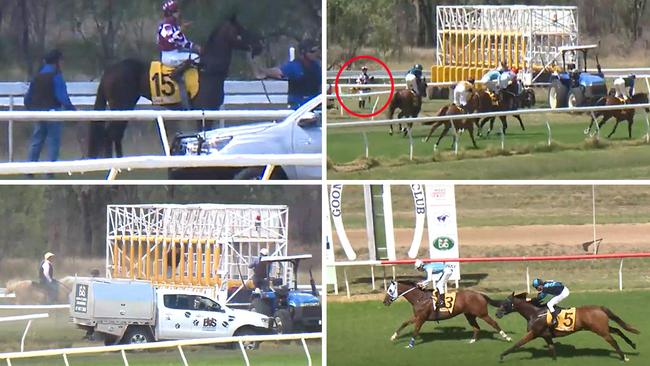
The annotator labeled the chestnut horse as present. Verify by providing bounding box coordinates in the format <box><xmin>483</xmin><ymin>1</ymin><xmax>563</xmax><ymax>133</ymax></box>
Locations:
<box><xmin>584</xmin><ymin>93</ymin><xmax>649</xmax><ymax>139</ymax></box>
<box><xmin>383</xmin><ymin>281</ymin><xmax>511</xmax><ymax>348</ymax></box>
<box><xmin>496</xmin><ymin>292</ymin><xmax>639</xmax><ymax>361</ymax></box>
<box><xmin>387</xmin><ymin>81</ymin><xmax>426</xmax><ymax>137</ymax></box>
<box><xmin>5</xmin><ymin>276</ymin><xmax>75</xmax><ymax>304</ymax></box>
<box><xmin>423</xmin><ymin>92</ymin><xmax>480</xmax><ymax>149</ymax></box>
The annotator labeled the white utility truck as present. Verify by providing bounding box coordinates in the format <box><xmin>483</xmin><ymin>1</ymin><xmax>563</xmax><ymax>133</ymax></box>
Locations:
<box><xmin>69</xmin><ymin>278</ymin><xmax>274</xmax><ymax>346</ymax></box>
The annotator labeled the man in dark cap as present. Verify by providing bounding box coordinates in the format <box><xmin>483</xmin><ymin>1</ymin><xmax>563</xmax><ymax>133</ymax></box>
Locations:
<box><xmin>251</xmin><ymin>39</ymin><xmax>321</xmax><ymax>109</ymax></box>
<box><xmin>24</xmin><ymin>49</ymin><xmax>76</xmax><ymax>178</ymax></box>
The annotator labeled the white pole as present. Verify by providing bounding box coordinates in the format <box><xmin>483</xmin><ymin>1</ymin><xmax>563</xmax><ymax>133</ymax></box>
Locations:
<box><xmin>362</xmin><ymin>132</ymin><xmax>369</xmax><ymax>158</ymax></box>
<box><xmin>289</xmin><ymin>47</ymin><xmax>295</xmax><ymax>62</ymax></box>
<box><xmin>21</xmin><ymin>320</ymin><xmax>32</xmax><ymax>352</ymax></box>
<box><xmin>644</xmin><ymin>109</ymin><xmax>650</xmax><ymax>143</ymax></box>
<box><xmin>62</xmin><ymin>353</ymin><xmax>70</xmax><ymax>366</ymax></box>
<box><xmin>500</xmin><ymin>124</ymin><xmax>505</xmax><ymax>150</ymax></box>
<box><xmin>392</xmin><ymin>265</ymin><xmax>396</xmax><ymax>281</ymax></box>
<box><xmin>408</xmin><ymin>128</ymin><xmax>414</xmax><ymax>160</ymax></box>
<box><xmin>339</xmin><ymin>85</ymin><xmax>344</xmax><ymax>116</ymax></box>
<box><xmin>592</xmin><ymin>185</ymin><xmax>597</xmax><ymax>254</ymax></box>
<box><xmin>120</xmin><ymin>349</ymin><xmax>129</xmax><ymax>366</ymax></box>
<box><xmin>619</xmin><ymin>259</ymin><xmax>624</xmax><ymax>291</ymax></box>
<box><xmin>371</xmin><ymin>266</ymin><xmax>376</xmax><ymax>290</ymax></box>
<box><xmin>156</xmin><ymin>115</ymin><xmax>170</xmax><ymax>156</ymax></box>
<box><xmin>344</xmin><ymin>268</ymin><xmax>350</xmax><ymax>299</ymax></box>
<box><xmin>526</xmin><ymin>266</ymin><xmax>530</xmax><ymax>294</ymax></box>
<box><xmin>301</xmin><ymin>338</ymin><xmax>313</xmax><ymax>366</ymax></box>
<box><xmin>8</xmin><ymin>95</ymin><xmax>14</xmax><ymax>162</ymax></box>
<box><xmin>238</xmin><ymin>341</ymin><xmax>251</xmax><ymax>366</ymax></box>
<box><xmin>545</xmin><ymin>121</ymin><xmax>552</xmax><ymax>146</ymax></box>
<box><xmin>177</xmin><ymin>345</ymin><xmax>189</xmax><ymax>366</ymax></box>
<box><xmin>382</xmin><ymin>184</ymin><xmax>396</xmax><ymax>260</ymax></box>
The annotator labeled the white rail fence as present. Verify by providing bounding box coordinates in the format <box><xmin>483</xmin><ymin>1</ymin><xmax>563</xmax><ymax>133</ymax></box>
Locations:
<box><xmin>0</xmin><ymin>109</ymin><xmax>324</xmax><ymax>178</ymax></box>
<box><xmin>0</xmin><ymin>332</ymin><xmax>322</xmax><ymax>366</ymax></box>
<box><xmin>328</xmin><ymin>103</ymin><xmax>650</xmax><ymax>160</ymax></box>
<box><xmin>0</xmin><ymin>313</ymin><xmax>49</xmax><ymax>353</ymax></box>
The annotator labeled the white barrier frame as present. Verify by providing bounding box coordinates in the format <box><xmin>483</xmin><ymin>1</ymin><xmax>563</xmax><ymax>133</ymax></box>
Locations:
<box><xmin>0</xmin><ymin>313</ymin><xmax>49</xmax><ymax>352</ymax></box>
<box><xmin>0</xmin><ymin>332</ymin><xmax>322</xmax><ymax>366</ymax></box>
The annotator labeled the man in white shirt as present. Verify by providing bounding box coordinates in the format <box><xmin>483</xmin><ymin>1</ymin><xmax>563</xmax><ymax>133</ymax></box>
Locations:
<box><xmin>39</xmin><ymin>252</ymin><xmax>57</xmax><ymax>303</ymax></box>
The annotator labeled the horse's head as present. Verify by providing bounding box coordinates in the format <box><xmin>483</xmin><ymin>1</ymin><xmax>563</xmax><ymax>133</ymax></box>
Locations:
<box><xmin>632</xmin><ymin>92</ymin><xmax>649</xmax><ymax>104</ymax></box>
<box><xmin>383</xmin><ymin>280</ymin><xmax>399</xmax><ymax>306</ymax></box>
<box><xmin>206</xmin><ymin>15</ymin><xmax>263</xmax><ymax>57</ymax></box>
<box><xmin>496</xmin><ymin>292</ymin><xmax>516</xmax><ymax>318</ymax></box>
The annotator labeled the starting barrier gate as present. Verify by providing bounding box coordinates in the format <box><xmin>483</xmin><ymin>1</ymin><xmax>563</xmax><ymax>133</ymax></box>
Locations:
<box><xmin>431</xmin><ymin>5</ymin><xmax>579</xmax><ymax>83</ymax></box>
<box><xmin>106</xmin><ymin>204</ymin><xmax>289</xmax><ymax>297</ymax></box>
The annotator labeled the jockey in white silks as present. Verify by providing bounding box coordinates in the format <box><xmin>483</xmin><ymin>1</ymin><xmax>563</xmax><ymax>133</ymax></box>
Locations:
<box><xmin>499</xmin><ymin>69</ymin><xmax>516</xmax><ymax>91</ymax></box>
<box><xmin>453</xmin><ymin>80</ymin><xmax>475</xmax><ymax>109</ymax></box>
<box><xmin>613</xmin><ymin>77</ymin><xmax>631</xmax><ymax>102</ymax></box>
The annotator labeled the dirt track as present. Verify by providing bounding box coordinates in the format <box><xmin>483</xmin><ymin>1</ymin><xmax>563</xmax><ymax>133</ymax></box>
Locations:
<box><xmin>337</xmin><ymin>223</ymin><xmax>650</xmax><ymax>258</ymax></box>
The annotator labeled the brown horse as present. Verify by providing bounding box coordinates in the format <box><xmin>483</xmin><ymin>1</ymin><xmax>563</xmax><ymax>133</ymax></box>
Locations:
<box><xmin>585</xmin><ymin>93</ymin><xmax>649</xmax><ymax>139</ymax></box>
<box><xmin>423</xmin><ymin>92</ymin><xmax>480</xmax><ymax>149</ymax></box>
<box><xmin>5</xmin><ymin>276</ymin><xmax>75</xmax><ymax>304</ymax></box>
<box><xmin>476</xmin><ymin>86</ymin><xmax>529</xmax><ymax>137</ymax></box>
<box><xmin>383</xmin><ymin>281</ymin><xmax>511</xmax><ymax>348</ymax></box>
<box><xmin>387</xmin><ymin>81</ymin><xmax>426</xmax><ymax>137</ymax></box>
<box><xmin>496</xmin><ymin>292</ymin><xmax>639</xmax><ymax>361</ymax></box>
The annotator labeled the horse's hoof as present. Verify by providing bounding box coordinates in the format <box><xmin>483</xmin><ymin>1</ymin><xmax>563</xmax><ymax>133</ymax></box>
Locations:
<box><xmin>506</xmin><ymin>336</ymin><xmax>512</xmax><ymax>342</ymax></box>
<box><xmin>624</xmin><ymin>355</ymin><xmax>630</xmax><ymax>362</ymax></box>
<box><xmin>583</xmin><ymin>128</ymin><xmax>590</xmax><ymax>135</ymax></box>
<box><xmin>469</xmin><ymin>339</ymin><xmax>476</xmax><ymax>344</ymax></box>
<box><xmin>406</xmin><ymin>344</ymin><xmax>414</xmax><ymax>349</ymax></box>
<box><xmin>390</xmin><ymin>333</ymin><xmax>397</xmax><ymax>341</ymax></box>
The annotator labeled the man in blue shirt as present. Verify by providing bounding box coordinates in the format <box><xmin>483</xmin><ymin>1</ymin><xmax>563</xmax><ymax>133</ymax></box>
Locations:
<box><xmin>532</xmin><ymin>278</ymin><xmax>570</xmax><ymax>328</ymax></box>
<box><xmin>24</xmin><ymin>49</ymin><xmax>76</xmax><ymax>178</ymax></box>
<box><xmin>414</xmin><ymin>259</ymin><xmax>455</xmax><ymax>308</ymax></box>
<box><xmin>253</xmin><ymin>39</ymin><xmax>321</xmax><ymax>109</ymax></box>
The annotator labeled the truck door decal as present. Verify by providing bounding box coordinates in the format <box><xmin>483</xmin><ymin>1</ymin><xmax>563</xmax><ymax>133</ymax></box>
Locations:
<box><xmin>74</xmin><ymin>284</ymin><xmax>88</xmax><ymax>313</ymax></box>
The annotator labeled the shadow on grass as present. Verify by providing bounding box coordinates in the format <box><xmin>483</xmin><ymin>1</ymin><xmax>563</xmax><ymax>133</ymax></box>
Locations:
<box><xmin>503</xmin><ymin>342</ymin><xmax>640</xmax><ymax>361</ymax></box>
<box><xmin>392</xmin><ymin>326</ymin><xmax>520</xmax><ymax>345</ymax></box>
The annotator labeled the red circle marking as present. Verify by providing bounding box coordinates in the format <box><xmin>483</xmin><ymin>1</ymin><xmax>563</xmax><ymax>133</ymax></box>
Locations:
<box><xmin>334</xmin><ymin>55</ymin><xmax>395</xmax><ymax>118</ymax></box>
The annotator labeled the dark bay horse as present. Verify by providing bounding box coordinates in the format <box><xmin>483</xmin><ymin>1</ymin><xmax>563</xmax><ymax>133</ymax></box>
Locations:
<box><xmin>477</xmin><ymin>86</ymin><xmax>530</xmax><ymax>137</ymax></box>
<box><xmin>496</xmin><ymin>293</ymin><xmax>639</xmax><ymax>361</ymax></box>
<box><xmin>585</xmin><ymin>93</ymin><xmax>649</xmax><ymax>139</ymax></box>
<box><xmin>387</xmin><ymin>81</ymin><xmax>426</xmax><ymax>137</ymax></box>
<box><xmin>423</xmin><ymin>92</ymin><xmax>480</xmax><ymax>149</ymax></box>
<box><xmin>383</xmin><ymin>281</ymin><xmax>511</xmax><ymax>348</ymax></box>
<box><xmin>87</xmin><ymin>15</ymin><xmax>263</xmax><ymax>158</ymax></box>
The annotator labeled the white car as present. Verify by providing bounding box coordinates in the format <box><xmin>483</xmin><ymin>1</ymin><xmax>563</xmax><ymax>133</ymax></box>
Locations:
<box><xmin>169</xmin><ymin>95</ymin><xmax>322</xmax><ymax>180</ymax></box>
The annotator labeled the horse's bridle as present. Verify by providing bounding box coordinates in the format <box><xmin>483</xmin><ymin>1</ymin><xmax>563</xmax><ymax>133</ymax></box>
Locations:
<box><xmin>387</xmin><ymin>282</ymin><xmax>419</xmax><ymax>303</ymax></box>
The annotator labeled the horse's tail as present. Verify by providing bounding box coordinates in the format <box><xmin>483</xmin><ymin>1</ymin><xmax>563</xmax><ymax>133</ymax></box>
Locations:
<box><xmin>603</xmin><ymin>307</ymin><xmax>640</xmax><ymax>334</ymax></box>
<box><xmin>94</xmin><ymin>78</ymin><xmax>108</xmax><ymax>111</ymax></box>
<box><xmin>480</xmin><ymin>293</ymin><xmax>502</xmax><ymax>308</ymax></box>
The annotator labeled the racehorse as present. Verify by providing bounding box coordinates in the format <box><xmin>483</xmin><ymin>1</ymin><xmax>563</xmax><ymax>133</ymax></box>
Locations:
<box><xmin>584</xmin><ymin>93</ymin><xmax>649</xmax><ymax>139</ymax></box>
<box><xmin>496</xmin><ymin>292</ymin><xmax>639</xmax><ymax>361</ymax></box>
<box><xmin>477</xmin><ymin>83</ymin><xmax>531</xmax><ymax>136</ymax></box>
<box><xmin>387</xmin><ymin>81</ymin><xmax>426</xmax><ymax>137</ymax></box>
<box><xmin>423</xmin><ymin>92</ymin><xmax>480</xmax><ymax>149</ymax></box>
<box><xmin>86</xmin><ymin>15</ymin><xmax>263</xmax><ymax>158</ymax></box>
<box><xmin>5</xmin><ymin>276</ymin><xmax>75</xmax><ymax>304</ymax></box>
<box><xmin>383</xmin><ymin>281</ymin><xmax>512</xmax><ymax>348</ymax></box>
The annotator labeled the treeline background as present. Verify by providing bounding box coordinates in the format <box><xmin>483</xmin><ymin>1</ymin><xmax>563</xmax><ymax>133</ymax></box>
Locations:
<box><xmin>0</xmin><ymin>185</ymin><xmax>321</xmax><ymax>260</ymax></box>
<box><xmin>0</xmin><ymin>0</ymin><xmax>321</xmax><ymax>80</ymax></box>
<box><xmin>328</xmin><ymin>0</ymin><xmax>649</xmax><ymax>68</ymax></box>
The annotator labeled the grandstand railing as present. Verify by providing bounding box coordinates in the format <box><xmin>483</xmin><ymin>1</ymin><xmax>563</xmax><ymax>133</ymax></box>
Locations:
<box><xmin>0</xmin><ymin>332</ymin><xmax>322</xmax><ymax>366</ymax></box>
<box><xmin>327</xmin><ymin>253</ymin><xmax>650</xmax><ymax>298</ymax></box>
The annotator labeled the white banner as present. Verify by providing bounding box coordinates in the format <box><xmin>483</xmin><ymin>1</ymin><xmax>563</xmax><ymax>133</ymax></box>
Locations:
<box><xmin>329</xmin><ymin>184</ymin><xmax>357</xmax><ymax>260</ymax></box>
<box><xmin>382</xmin><ymin>184</ymin><xmax>396</xmax><ymax>261</ymax></box>
<box><xmin>408</xmin><ymin>184</ymin><xmax>427</xmax><ymax>258</ymax></box>
<box><xmin>425</xmin><ymin>185</ymin><xmax>460</xmax><ymax>281</ymax></box>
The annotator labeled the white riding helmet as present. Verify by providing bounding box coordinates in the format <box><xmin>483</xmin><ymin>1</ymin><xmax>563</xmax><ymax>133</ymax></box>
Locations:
<box><xmin>259</xmin><ymin>248</ymin><xmax>269</xmax><ymax>256</ymax></box>
<box><xmin>414</xmin><ymin>259</ymin><xmax>423</xmax><ymax>270</ymax></box>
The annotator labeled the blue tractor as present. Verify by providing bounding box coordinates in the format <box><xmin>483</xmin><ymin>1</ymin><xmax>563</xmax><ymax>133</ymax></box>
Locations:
<box><xmin>547</xmin><ymin>45</ymin><xmax>607</xmax><ymax>109</ymax></box>
<box><xmin>249</xmin><ymin>254</ymin><xmax>321</xmax><ymax>334</ymax></box>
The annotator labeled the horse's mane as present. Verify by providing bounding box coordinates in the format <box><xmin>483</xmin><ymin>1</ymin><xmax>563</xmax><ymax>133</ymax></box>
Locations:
<box><xmin>205</xmin><ymin>16</ymin><xmax>238</xmax><ymax>48</ymax></box>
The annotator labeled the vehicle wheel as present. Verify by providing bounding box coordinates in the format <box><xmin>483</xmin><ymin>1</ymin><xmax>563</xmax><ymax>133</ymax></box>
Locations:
<box><xmin>233</xmin><ymin>167</ymin><xmax>288</xmax><ymax>180</ymax></box>
<box><xmin>120</xmin><ymin>326</ymin><xmax>154</xmax><ymax>345</ymax></box>
<box><xmin>567</xmin><ymin>89</ymin><xmax>585</xmax><ymax>108</ymax></box>
<box><xmin>274</xmin><ymin>309</ymin><xmax>294</xmax><ymax>334</ymax></box>
<box><xmin>233</xmin><ymin>326</ymin><xmax>260</xmax><ymax>350</ymax></box>
<box><xmin>251</xmin><ymin>298</ymin><xmax>273</xmax><ymax>317</ymax></box>
<box><xmin>548</xmin><ymin>80</ymin><xmax>568</xmax><ymax>109</ymax></box>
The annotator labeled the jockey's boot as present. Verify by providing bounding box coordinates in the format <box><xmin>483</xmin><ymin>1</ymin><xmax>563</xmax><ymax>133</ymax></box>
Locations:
<box><xmin>171</xmin><ymin>61</ymin><xmax>193</xmax><ymax>110</ymax></box>
<box><xmin>550</xmin><ymin>309</ymin><xmax>560</xmax><ymax>328</ymax></box>
<box><xmin>436</xmin><ymin>292</ymin><xmax>446</xmax><ymax>308</ymax></box>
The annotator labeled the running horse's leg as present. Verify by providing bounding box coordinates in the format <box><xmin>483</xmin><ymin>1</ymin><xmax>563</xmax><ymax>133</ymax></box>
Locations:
<box><xmin>542</xmin><ymin>336</ymin><xmax>557</xmax><ymax>360</ymax></box>
<box><xmin>464</xmin><ymin>314</ymin><xmax>481</xmax><ymax>344</ymax></box>
<box><xmin>499</xmin><ymin>331</ymin><xmax>538</xmax><ymax>361</ymax></box>
<box><xmin>391</xmin><ymin>316</ymin><xmax>416</xmax><ymax>342</ymax></box>
<box><xmin>479</xmin><ymin>314</ymin><xmax>512</xmax><ymax>342</ymax></box>
<box><xmin>407</xmin><ymin>316</ymin><xmax>426</xmax><ymax>349</ymax></box>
